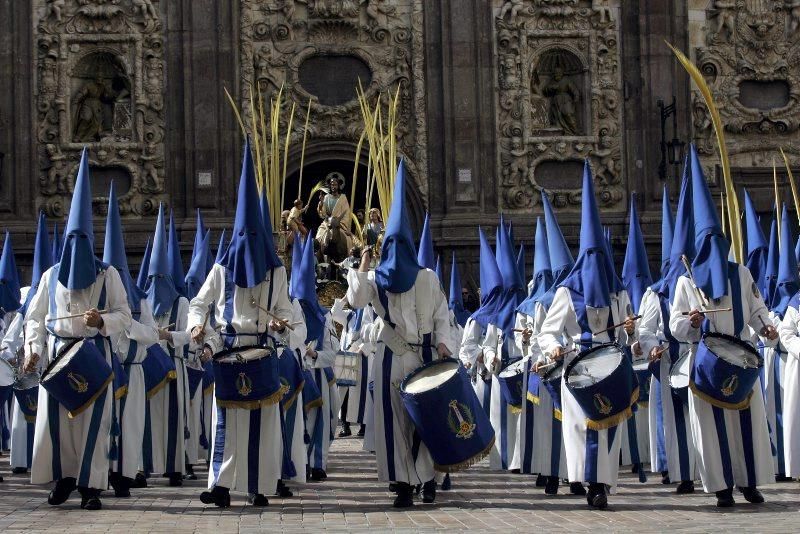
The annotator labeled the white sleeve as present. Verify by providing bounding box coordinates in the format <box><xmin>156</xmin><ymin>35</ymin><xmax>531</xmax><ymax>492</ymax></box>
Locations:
<box><xmin>779</xmin><ymin>306</ymin><xmax>800</xmax><ymax>360</ymax></box>
<box><xmin>24</xmin><ymin>269</ymin><xmax>51</xmax><ymax>358</ymax></box>
<box><xmin>637</xmin><ymin>289</ymin><xmax>661</xmax><ymax>356</ymax></box>
<box><xmin>668</xmin><ymin>277</ymin><xmax>702</xmax><ymax>343</ymax></box>
<box><xmin>127</xmin><ymin>299</ymin><xmax>159</xmax><ymax>347</ymax></box>
<box><xmin>97</xmin><ymin>267</ymin><xmax>133</xmax><ymax>339</ymax></box>
<box><xmin>538</xmin><ymin>287</ymin><xmax>572</xmax><ymax>358</ymax></box>
<box><xmin>346</xmin><ymin>269</ymin><xmax>376</xmax><ymax>310</ymax></box>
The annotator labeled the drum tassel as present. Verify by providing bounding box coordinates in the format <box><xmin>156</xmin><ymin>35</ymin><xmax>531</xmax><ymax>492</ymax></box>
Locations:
<box><xmin>433</xmin><ymin>435</ymin><xmax>496</xmax><ymax>474</ymax></box>
<box><xmin>216</xmin><ymin>383</ymin><xmax>289</xmax><ymax>410</ymax></box>
<box><xmin>688</xmin><ymin>380</ymin><xmax>754</xmax><ymax>411</ymax></box>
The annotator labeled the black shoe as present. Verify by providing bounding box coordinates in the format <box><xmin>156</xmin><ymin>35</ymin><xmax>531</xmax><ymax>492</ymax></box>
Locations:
<box><xmin>338</xmin><ymin>425</ymin><xmax>352</xmax><ymax>438</ymax></box>
<box><xmin>741</xmin><ymin>486</ymin><xmax>765</xmax><ymax>504</ymax></box>
<box><xmin>310</xmin><ymin>468</ymin><xmax>327</xmax><ymax>481</ymax></box>
<box><xmin>184</xmin><ymin>465</ymin><xmax>197</xmax><ymax>481</ymax></box>
<box><xmin>422</xmin><ymin>479</ymin><xmax>436</xmax><ymax>503</ymax></box>
<box><xmin>587</xmin><ymin>484</ymin><xmax>607</xmax><ymax>509</ymax></box>
<box><xmin>200</xmin><ymin>486</ymin><xmax>231</xmax><ymax>508</ymax></box>
<box><xmin>631</xmin><ymin>463</ymin><xmax>639</xmax><ymax>474</ymax></box>
<box><xmin>111</xmin><ymin>475</ymin><xmax>131</xmax><ymax>498</ymax></box>
<box><xmin>661</xmin><ymin>471</ymin><xmax>671</xmax><ymax>485</ymax></box>
<box><xmin>357</xmin><ymin>425</ymin><xmax>365</xmax><ymax>437</ymax></box>
<box><xmin>276</xmin><ymin>480</ymin><xmax>293</xmax><ymax>498</ymax></box>
<box><xmin>132</xmin><ymin>473</ymin><xmax>147</xmax><ymax>488</ymax></box>
<box><xmin>441</xmin><ymin>473</ymin><xmax>451</xmax><ymax>491</ymax></box>
<box><xmin>414</xmin><ymin>483</ymin><xmax>422</xmax><ymax>495</ymax></box>
<box><xmin>247</xmin><ymin>493</ymin><xmax>269</xmax><ymax>506</ymax></box>
<box><xmin>544</xmin><ymin>476</ymin><xmax>559</xmax><ymax>495</ymax></box>
<box><xmin>48</xmin><ymin>477</ymin><xmax>77</xmax><ymax>505</ymax></box>
<box><xmin>716</xmin><ymin>488</ymin><xmax>735</xmax><ymax>508</ymax></box>
<box><xmin>510</xmin><ymin>468</ymin><xmax>521</xmax><ymax>474</ymax></box>
<box><xmin>168</xmin><ymin>473</ymin><xmax>183</xmax><ymax>487</ymax></box>
<box><xmin>78</xmin><ymin>488</ymin><xmax>102</xmax><ymax>511</ymax></box>
<box><xmin>11</xmin><ymin>467</ymin><xmax>27</xmax><ymax>474</ymax></box>
<box><xmin>393</xmin><ymin>483</ymin><xmax>413</xmax><ymax>508</ymax></box>
<box><xmin>569</xmin><ymin>482</ymin><xmax>586</xmax><ymax>496</ymax></box>
<box><xmin>776</xmin><ymin>474</ymin><xmax>793</xmax><ymax>482</ymax></box>
<box><xmin>535</xmin><ymin>474</ymin><xmax>547</xmax><ymax>487</ymax></box>
<box><xmin>389</xmin><ymin>482</ymin><xmax>398</xmax><ymax>493</ymax></box>
<box><xmin>676</xmin><ymin>480</ymin><xmax>695</xmax><ymax>494</ymax></box>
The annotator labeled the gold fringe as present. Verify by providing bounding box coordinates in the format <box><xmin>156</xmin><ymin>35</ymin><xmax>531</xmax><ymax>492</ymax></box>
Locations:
<box><xmin>689</xmin><ymin>380</ymin><xmax>753</xmax><ymax>410</ymax></box>
<box><xmin>554</xmin><ymin>408</ymin><xmax>562</xmax><ymax>421</ymax></box>
<box><xmin>508</xmin><ymin>403</ymin><xmax>523</xmax><ymax>415</ymax></box>
<box><xmin>434</xmin><ymin>435</ymin><xmax>495</xmax><ymax>473</ymax></box>
<box><xmin>527</xmin><ymin>391</ymin><xmax>541</xmax><ymax>405</ymax></box>
<box><xmin>583</xmin><ymin>387</ymin><xmax>639</xmax><ymax>431</ymax></box>
<box><xmin>67</xmin><ymin>374</ymin><xmax>115</xmax><ymax>419</ymax></box>
<box><xmin>282</xmin><ymin>381</ymin><xmax>306</xmax><ymax>411</ymax></box>
<box><xmin>203</xmin><ymin>383</ymin><xmax>214</xmax><ymax>396</ymax></box>
<box><xmin>145</xmin><ymin>370</ymin><xmax>178</xmax><ymax>400</ymax></box>
<box><xmin>114</xmin><ymin>385</ymin><xmax>128</xmax><ymax>400</ymax></box>
<box><xmin>216</xmin><ymin>384</ymin><xmax>288</xmax><ymax>410</ymax></box>
<box><xmin>637</xmin><ymin>401</ymin><xmax>649</xmax><ymax>408</ymax></box>
<box><xmin>328</xmin><ymin>376</ymin><xmax>337</xmax><ymax>387</ymax></box>
<box><xmin>304</xmin><ymin>397</ymin><xmax>323</xmax><ymax>412</ymax></box>
<box><xmin>24</xmin><ymin>415</ymin><xmax>36</xmax><ymax>423</ymax></box>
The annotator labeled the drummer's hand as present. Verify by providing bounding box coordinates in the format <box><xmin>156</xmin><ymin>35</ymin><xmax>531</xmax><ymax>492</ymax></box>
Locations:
<box><xmin>623</xmin><ymin>315</ymin><xmax>637</xmax><ymax>335</ymax></box>
<box><xmin>84</xmin><ymin>308</ymin><xmax>103</xmax><ymax>328</ymax></box>
<box><xmin>191</xmin><ymin>325</ymin><xmax>205</xmax><ymax>344</ymax></box>
<box><xmin>761</xmin><ymin>324</ymin><xmax>779</xmax><ymax>341</ymax></box>
<box><xmin>649</xmin><ymin>346</ymin><xmax>663</xmax><ymax>362</ymax></box>
<box><xmin>532</xmin><ymin>361</ymin><xmax>541</xmax><ymax>373</ymax></box>
<box><xmin>521</xmin><ymin>328</ymin><xmax>532</xmax><ymax>342</ymax></box>
<box><xmin>477</xmin><ymin>352</ymin><xmax>485</xmax><ymax>364</ymax></box>
<box><xmin>24</xmin><ymin>353</ymin><xmax>39</xmax><ymax>374</ymax></box>
<box><xmin>200</xmin><ymin>346</ymin><xmax>213</xmax><ymax>363</ymax></box>
<box><xmin>464</xmin><ymin>362</ymin><xmax>472</xmax><ymax>370</ymax></box>
<box><xmin>632</xmin><ymin>340</ymin><xmax>643</xmax><ymax>357</ymax></box>
<box><xmin>158</xmin><ymin>328</ymin><xmax>172</xmax><ymax>342</ymax></box>
<box><xmin>305</xmin><ymin>348</ymin><xmax>318</xmax><ymax>360</ymax></box>
<box><xmin>437</xmin><ymin>343</ymin><xmax>452</xmax><ymax>360</ymax></box>
<box><xmin>550</xmin><ymin>346</ymin><xmax>565</xmax><ymax>361</ymax></box>
<box><xmin>688</xmin><ymin>309</ymin><xmax>705</xmax><ymax>329</ymax></box>
<box><xmin>269</xmin><ymin>319</ymin><xmax>287</xmax><ymax>333</ymax></box>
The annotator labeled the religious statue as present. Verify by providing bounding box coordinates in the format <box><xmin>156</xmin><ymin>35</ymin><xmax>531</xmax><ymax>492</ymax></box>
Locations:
<box><xmin>132</xmin><ymin>0</ymin><xmax>158</xmax><ymax>21</ymax></box>
<box><xmin>46</xmin><ymin>0</ymin><xmax>66</xmax><ymax>22</ymax></box>
<box><xmin>315</xmin><ymin>172</ymin><xmax>354</xmax><ymax>265</ymax></box>
<box><xmin>72</xmin><ymin>76</ymin><xmax>115</xmax><ymax>142</ymax></box>
<box><xmin>541</xmin><ymin>67</ymin><xmax>581</xmax><ymax>135</ymax></box>
<box><xmin>498</xmin><ymin>0</ymin><xmax>525</xmax><ymax>23</ymax></box>
<box><xmin>714</xmin><ymin>0</ymin><xmax>737</xmax><ymax>42</ymax></box>
<box><xmin>363</xmin><ymin>208</ymin><xmax>383</xmax><ymax>248</ymax></box>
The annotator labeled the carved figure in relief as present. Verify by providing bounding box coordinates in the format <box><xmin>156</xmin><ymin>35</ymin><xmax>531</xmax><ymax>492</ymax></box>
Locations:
<box><xmin>500</xmin><ymin>55</ymin><xmax>520</xmax><ymax>89</ymax></box>
<box><xmin>72</xmin><ymin>77</ymin><xmax>115</xmax><ymax>142</ymax></box>
<box><xmin>713</xmin><ymin>0</ymin><xmax>737</xmax><ymax>41</ymax></box>
<box><xmin>46</xmin><ymin>0</ymin><xmax>66</xmax><ymax>22</ymax></box>
<box><xmin>501</xmin><ymin>136</ymin><xmax>528</xmax><ymax>187</ymax></box>
<box><xmin>132</xmin><ymin>0</ymin><xmax>158</xmax><ymax>21</ymax></box>
<box><xmin>788</xmin><ymin>0</ymin><xmax>800</xmax><ymax>32</ymax></box>
<box><xmin>44</xmin><ymin>144</ymin><xmax>69</xmax><ymax>194</ymax></box>
<box><xmin>541</xmin><ymin>68</ymin><xmax>581</xmax><ymax>135</ymax></box>
<box><xmin>592</xmin><ymin>0</ymin><xmax>613</xmax><ymax>24</ymax></box>
<box><xmin>498</xmin><ymin>0</ymin><xmax>525</xmax><ymax>23</ymax></box>
<box><xmin>363</xmin><ymin>0</ymin><xmax>396</xmax><ymax>26</ymax></box>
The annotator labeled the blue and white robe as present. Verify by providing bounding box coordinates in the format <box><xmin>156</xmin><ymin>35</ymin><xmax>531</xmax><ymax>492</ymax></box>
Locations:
<box><xmin>670</xmin><ymin>265</ymin><xmax>775</xmax><ymax>493</ymax></box>
<box><xmin>346</xmin><ymin>268</ymin><xmax>455</xmax><ymax>486</ymax></box>
<box><xmin>188</xmin><ymin>263</ymin><xmax>293</xmax><ymax>496</ymax></box>
<box><xmin>539</xmin><ymin>288</ymin><xmax>636</xmax><ymax>490</ymax></box>
<box><xmin>304</xmin><ymin>313</ymin><xmax>340</xmax><ymax>471</ymax></box>
<box><xmin>762</xmin><ymin>312</ymin><xmax>788</xmax><ymax>477</ymax></box>
<box><xmin>484</xmin><ymin>324</ymin><xmax>521</xmax><ymax>471</ymax></box>
<box><xmin>638</xmin><ymin>287</ymin><xmax>696</xmax><ymax>482</ymax></box>
<box><xmin>331</xmin><ymin>299</ymin><xmax>371</xmax><ymax>426</ymax></box>
<box><xmin>25</xmin><ymin>265</ymin><xmax>132</xmax><ymax>490</ymax></box>
<box><xmin>776</xmin><ymin>301</ymin><xmax>800</xmax><ymax>477</ymax></box>
<box><xmin>460</xmin><ymin>318</ymin><xmax>492</xmax><ymax>423</ymax></box>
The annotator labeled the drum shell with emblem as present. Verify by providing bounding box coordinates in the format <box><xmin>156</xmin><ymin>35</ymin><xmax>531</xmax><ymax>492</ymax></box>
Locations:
<box><xmin>399</xmin><ymin>358</ymin><xmax>495</xmax><ymax>472</ymax></box>
<box><xmin>564</xmin><ymin>343</ymin><xmax>637</xmax><ymax>428</ymax></box>
<box><xmin>14</xmin><ymin>386</ymin><xmax>38</xmax><ymax>421</ymax></box>
<box><xmin>186</xmin><ymin>364</ymin><xmax>205</xmax><ymax>397</ymax></box>
<box><xmin>39</xmin><ymin>339</ymin><xmax>114</xmax><ymax>418</ymax></box>
<box><xmin>142</xmin><ymin>344</ymin><xmax>177</xmax><ymax>399</ymax></box>
<box><xmin>212</xmin><ymin>345</ymin><xmax>283</xmax><ymax>409</ymax></box>
<box><xmin>111</xmin><ymin>354</ymin><xmax>129</xmax><ymax>400</ymax></box>
<box><xmin>497</xmin><ymin>358</ymin><xmax>526</xmax><ymax>409</ymax></box>
<box><xmin>691</xmin><ymin>332</ymin><xmax>762</xmax><ymax>409</ymax></box>
<box><xmin>277</xmin><ymin>348</ymin><xmax>305</xmax><ymax>411</ymax></box>
<box><xmin>302</xmin><ymin>368</ymin><xmax>323</xmax><ymax>411</ymax></box>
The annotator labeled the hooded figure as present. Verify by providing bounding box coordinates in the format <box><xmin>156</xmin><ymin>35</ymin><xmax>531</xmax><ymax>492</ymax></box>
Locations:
<box><xmin>656</xmin><ymin>157</ymin><xmax>694</xmax><ymax>303</ymax></box>
<box><xmin>744</xmin><ymin>190</ymin><xmax>769</xmax><ymax>299</ymax></box>
<box><xmin>764</xmin><ymin>216</ymin><xmax>779</xmax><ymax>310</ymax></box>
<box><xmin>537</xmin><ymin>160</ymin><xmax>638</xmax><ymax>509</ymax></box>
<box><xmin>346</xmin><ymin>159</ymin><xmax>455</xmax><ymax>508</ymax></box>
<box><xmin>103</xmin><ymin>182</ymin><xmax>159</xmax><ymax>494</ymax></box>
<box><xmin>21</xmin><ymin>213</ymin><xmax>53</xmax><ymax>316</ymax></box>
<box><xmin>167</xmin><ymin>211</ymin><xmax>187</xmax><ymax>298</ymax></box>
<box><xmin>51</xmin><ymin>222</ymin><xmax>63</xmax><ymax>267</ymax></box>
<box><xmin>215</xmin><ymin>229</ymin><xmax>228</xmax><ymax>264</ymax></box>
<box><xmin>137</xmin><ymin>237</ymin><xmax>152</xmax><ymax>292</ymax></box>
<box><xmin>434</xmin><ymin>255</ymin><xmax>444</xmax><ymax>286</ymax></box>
<box><xmin>539</xmin><ymin>191</ymin><xmax>575</xmax><ymax>310</ymax></box>
<box><xmin>669</xmin><ymin>144</ymin><xmax>776</xmax><ymax>507</ymax></box>
<box><xmin>449</xmin><ymin>253</ymin><xmax>470</xmax><ymax>328</ymax></box>
<box><xmin>470</xmin><ymin>228</ymin><xmax>504</xmax><ymax>330</ymax></box>
<box><xmin>145</xmin><ymin>205</ymin><xmax>180</xmax><ymax>318</ymax></box>
<box><xmin>185</xmin><ymin>230</ymin><xmax>211</xmax><ymax>301</ymax></box>
<box><xmin>188</xmin><ymin>139</ymin><xmax>293</xmax><ymax>508</ymax></box>
<box><xmin>659</xmin><ymin>187</ymin><xmax>676</xmax><ymax>278</ymax></box>
<box><xmin>24</xmin><ymin>147</ymin><xmax>132</xmax><ymax>510</ymax></box>
<box><xmin>518</xmin><ymin>218</ymin><xmax>552</xmax><ymax>317</ymax></box>
<box><xmin>0</xmin><ymin>233</ymin><xmax>21</xmax><ymax>315</ymax></box>
<box><xmin>417</xmin><ymin>212</ymin><xmax>435</xmax><ymax>271</ymax></box>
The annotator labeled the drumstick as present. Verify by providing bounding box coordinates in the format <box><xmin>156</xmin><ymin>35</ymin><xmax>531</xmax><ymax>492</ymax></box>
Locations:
<box><xmin>592</xmin><ymin>315</ymin><xmax>641</xmax><ymax>335</ymax></box>
<box><xmin>680</xmin><ymin>307</ymin><xmax>731</xmax><ymax>315</ymax></box>
<box><xmin>250</xmin><ymin>298</ymin><xmax>294</xmax><ymax>331</ymax></box>
<box><xmin>681</xmin><ymin>255</ymin><xmax>710</xmax><ymax>308</ymax></box>
<box><xmin>53</xmin><ymin>309</ymin><xmax>109</xmax><ymax>321</ymax></box>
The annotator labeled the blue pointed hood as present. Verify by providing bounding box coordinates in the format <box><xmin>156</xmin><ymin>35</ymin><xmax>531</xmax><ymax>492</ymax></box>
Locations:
<box><xmin>744</xmin><ymin>189</ymin><xmax>768</xmax><ymax>296</ymax></box>
<box><xmin>259</xmin><ymin>186</ymin><xmax>283</xmax><ymax>269</ymax></box>
<box><xmin>295</xmin><ymin>233</ymin><xmax>326</xmax><ymax>346</ymax></box>
<box><xmin>137</xmin><ymin>237</ymin><xmax>151</xmax><ymax>290</ymax></box>
<box><xmin>289</xmin><ymin>232</ymin><xmax>304</xmax><ymax>296</ymax></box>
<box><xmin>516</xmin><ymin>243</ymin><xmax>526</xmax><ymax>284</ymax></box>
<box><xmin>193</xmin><ymin>209</ymin><xmax>207</xmax><ymax>257</ymax></box>
<box><xmin>434</xmin><ymin>254</ymin><xmax>443</xmax><ymax>285</ymax></box>
<box><xmin>542</xmin><ymin>191</ymin><xmax>573</xmax><ymax>276</ymax></box>
<box><xmin>417</xmin><ymin>212</ymin><xmax>435</xmax><ymax>270</ymax></box>
<box><xmin>59</xmin><ymin>148</ymin><xmax>101</xmax><ymax>290</ymax></box>
<box><xmin>21</xmin><ymin>213</ymin><xmax>53</xmax><ymax>315</ymax></box>
<box><xmin>660</xmin><ymin>187</ymin><xmax>675</xmax><ymax>276</ymax></box>
<box><xmin>449</xmin><ymin>253</ymin><xmax>469</xmax><ymax>327</ymax></box>
<box><xmin>559</xmin><ymin>161</ymin><xmax>616</xmax><ymax>307</ymax></box>
<box><xmin>222</xmin><ymin>140</ymin><xmax>281</xmax><ymax>288</ymax></box>
<box><xmin>775</xmin><ymin>204</ymin><xmax>799</xmax><ymax>318</ymax></box>
<box><xmin>375</xmin><ymin>160</ymin><xmax>422</xmax><ymax>293</ymax></box>
<box><xmin>185</xmin><ymin>230</ymin><xmax>210</xmax><ymax>301</ymax></box>
<box><xmin>167</xmin><ymin>210</ymin><xmax>187</xmax><ymax>297</ymax></box>
<box><xmin>103</xmin><ymin>182</ymin><xmax>146</xmax><ymax>312</ymax></box>
<box><xmin>764</xmin><ymin>215</ymin><xmax>779</xmax><ymax>310</ymax></box>
<box><xmin>470</xmin><ymin>227</ymin><xmax>504</xmax><ymax>328</ymax></box>
<box><xmin>517</xmin><ymin>217</ymin><xmax>553</xmax><ymax>316</ymax></box>
<box><xmin>656</xmin><ymin>155</ymin><xmax>694</xmax><ymax>301</ymax></box>
<box><xmin>796</xmin><ymin>235</ymin><xmax>800</xmax><ymax>265</ymax></box>
<box><xmin>494</xmin><ymin>218</ymin><xmax>526</xmax><ymax>336</ymax></box>
<box><xmin>689</xmin><ymin>144</ymin><xmax>730</xmax><ymax>300</ymax></box>
<box><xmin>51</xmin><ymin>222</ymin><xmax>63</xmax><ymax>266</ymax></box>
<box><xmin>146</xmin><ymin>204</ymin><xmax>179</xmax><ymax>317</ymax></box>
<box><xmin>0</xmin><ymin>233</ymin><xmax>21</xmax><ymax>313</ymax></box>
<box><xmin>215</xmin><ymin>229</ymin><xmax>228</xmax><ymax>264</ymax></box>
<box><xmin>622</xmin><ymin>194</ymin><xmax>652</xmax><ymax>313</ymax></box>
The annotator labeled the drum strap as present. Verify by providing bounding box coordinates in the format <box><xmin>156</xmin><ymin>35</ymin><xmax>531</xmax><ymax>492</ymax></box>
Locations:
<box><xmin>221</xmin><ymin>268</ymin><xmax>273</xmax><ymax>348</ymax></box>
<box><xmin>701</xmin><ymin>263</ymin><xmax>743</xmax><ymax>336</ymax></box>
<box><xmin>568</xmin><ymin>289</ymin><xmax>615</xmax><ymax>350</ymax></box>
<box><xmin>375</xmin><ymin>286</ymin><xmax>416</xmax><ymax>358</ymax></box>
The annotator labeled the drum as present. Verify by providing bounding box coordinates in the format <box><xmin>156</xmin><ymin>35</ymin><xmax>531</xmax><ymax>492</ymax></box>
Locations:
<box><xmin>564</xmin><ymin>343</ymin><xmax>637</xmax><ymax>429</ymax></box>
<box><xmin>212</xmin><ymin>345</ymin><xmax>283</xmax><ymax>409</ymax></box>
<box><xmin>527</xmin><ymin>359</ymin><xmax>563</xmax><ymax>416</ymax></box>
<box><xmin>302</xmin><ymin>368</ymin><xmax>322</xmax><ymax>411</ymax></box>
<box><xmin>278</xmin><ymin>348</ymin><xmax>305</xmax><ymax>411</ymax></box>
<box><xmin>186</xmin><ymin>365</ymin><xmax>205</xmax><ymax>397</ymax></box>
<box><xmin>634</xmin><ymin>369</ymin><xmax>651</xmax><ymax>406</ymax></box>
<box><xmin>400</xmin><ymin>358</ymin><xmax>495</xmax><ymax>472</ymax></box>
<box><xmin>668</xmin><ymin>350</ymin><xmax>691</xmax><ymax>402</ymax></box>
<box><xmin>497</xmin><ymin>358</ymin><xmax>527</xmax><ymax>410</ymax></box>
<box><xmin>111</xmin><ymin>355</ymin><xmax>129</xmax><ymax>400</ymax></box>
<box><xmin>334</xmin><ymin>351</ymin><xmax>360</xmax><ymax>387</ymax></box>
<box><xmin>13</xmin><ymin>386</ymin><xmax>38</xmax><ymax>422</ymax></box>
<box><xmin>142</xmin><ymin>345</ymin><xmax>177</xmax><ymax>399</ymax></box>
<box><xmin>40</xmin><ymin>339</ymin><xmax>114</xmax><ymax>418</ymax></box>
<box><xmin>0</xmin><ymin>357</ymin><xmax>14</xmax><ymax>387</ymax></box>
<box><xmin>691</xmin><ymin>332</ymin><xmax>763</xmax><ymax>409</ymax></box>
<box><xmin>202</xmin><ymin>360</ymin><xmax>214</xmax><ymax>396</ymax></box>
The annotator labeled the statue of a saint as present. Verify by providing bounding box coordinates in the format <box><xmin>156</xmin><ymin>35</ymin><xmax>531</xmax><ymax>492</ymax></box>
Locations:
<box><xmin>72</xmin><ymin>76</ymin><xmax>114</xmax><ymax>142</ymax></box>
<box><xmin>542</xmin><ymin>68</ymin><xmax>581</xmax><ymax>135</ymax></box>
<box><xmin>315</xmin><ymin>172</ymin><xmax>354</xmax><ymax>261</ymax></box>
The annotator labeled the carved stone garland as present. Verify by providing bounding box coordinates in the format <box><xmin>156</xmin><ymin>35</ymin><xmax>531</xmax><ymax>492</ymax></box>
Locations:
<box><xmin>239</xmin><ymin>0</ymin><xmax>428</xmax><ymax>208</ymax></box>
<box><xmin>34</xmin><ymin>0</ymin><xmax>166</xmax><ymax>218</ymax></box>
<box><xmin>494</xmin><ymin>0</ymin><xmax>625</xmax><ymax>212</ymax></box>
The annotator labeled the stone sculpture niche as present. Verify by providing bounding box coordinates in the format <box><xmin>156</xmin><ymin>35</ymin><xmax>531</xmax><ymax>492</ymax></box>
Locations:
<box><xmin>531</xmin><ymin>48</ymin><xmax>586</xmax><ymax>136</ymax></box>
<box><xmin>70</xmin><ymin>51</ymin><xmax>132</xmax><ymax>143</ymax></box>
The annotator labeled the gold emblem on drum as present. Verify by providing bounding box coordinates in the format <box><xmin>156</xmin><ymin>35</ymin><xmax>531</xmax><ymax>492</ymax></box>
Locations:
<box><xmin>593</xmin><ymin>393</ymin><xmax>613</xmax><ymax>416</ymax></box>
<box><xmin>236</xmin><ymin>372</ymin><xmax>253</xmax><ymax>397</ymax></box>
<box><xmin>68</xmin><ymin>372</ymin><xmax>89</xmax><ymax>393</ymax></box>
<box><xmin>448</xmin><ymin>400</ymin><xmax>476</xmax><ymax>439</ymax></box>
<box><xmin>25</xmin><ymin>394</ymin><xmax>37</xmax><ymax>412</ymax></box>
<box><xmin>721</xmin><ymin>375</ymin><xmax>739</xmax><ymax>397</ymax></box>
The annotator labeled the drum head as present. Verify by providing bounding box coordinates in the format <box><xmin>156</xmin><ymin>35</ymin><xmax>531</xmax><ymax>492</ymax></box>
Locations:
<box><xmin>403</xmin><ymin>360</ymin><xmax>460</xmax><ymax>394</ymax></box>
<box><xmin>631</xmin><ymin>359</ymin><xmax>650</xmax><ymax>372</ymax></box>
<box><xmin>216</xmin><ymin>346</ymin><xmax>271</xmax><ymax>364</ymax></box>
<box><xmin>0</xmin><ymin>358</ymin><xmax>14</xmax><ymax>387</ymax></box>
<box><xmin>499</xmin><ymin>359</ymin><xmax>526</xmax><ymax>378</ymax></box>
<box><xmin>567</xmin><ymin>344</ymin><xmax>623</xmax><ymax>389</ymax></box>
<box><xmin>669</xmin><ymin>352</ymin><xmax>691</xmax><ymax>389</ymax></box>
<box><xmin>541</xmin><ymin>360</ymin><xmax>563</xmax><ymax>382</ymax></box>
<box><xmin>702</xmin><ymin>334</ymin><xmax>760</xmax><ymax>369</ymax></box>
<box><xmin>48</xmin><ymin>340</ymin><xmax>85</xmax><ymax>376</ymax></box>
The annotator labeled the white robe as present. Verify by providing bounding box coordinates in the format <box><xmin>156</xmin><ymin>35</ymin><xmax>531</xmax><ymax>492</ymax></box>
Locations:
<box><xmin>484</xmin><ymin>323</ymin><xmax>521</xmax><ymax>471</ymax></box>
<box><xmin>638</xmin><ymin>288</ymin><xmax>696</xmax><ymax>482</ymax></box>
<box><xmin>346</xmin><ymin>268</ymin><xmax>454</xmax><ymax>485</ymax></box>
<box><xmin>776</xmin><ymin>304</ymin><xmax>800</xmax><ymax>477</ymax></box>
<box><xmin>25</xmin><ymin>266</ymin><xmax>132</xmax><ymax>489</ymax></box>
<box><xmin>538</xmin><ymin>288</ymin><xmax>636</xmax><ymax>489</ymax></box>
<box><xmin>762</xmin><ymin>312</ymin><xmax>788</xmax><ymax>477</ymax></box>
<box><xmin>331</xmin><ymin>300</ymin><xmax>373</xmax><ymax>425</ymax></box>
<box><xmin>460</xmin><ymin>318</ymin><xmax>492</xmax><ymax>419</ymax></box>
<box><xmin>189</xmin><ymin>263</ymin><xmax>293</xmax><ymax>496</ymax></box>
<box><xmin>304</xmin><ymin>313</ymin><xmax>340</xmax><ymax>471</ymax></box>
<box><xmin>669</xmin><ymin>266</ymin><xmax>775</xmax><ymax>493</ymax></box>
<box><xmin>281</xmin><ymin>299</ymin><xmax>308</xmax><ymax>483</ymax></box>
<box><xmin>112</xmin><ymin>299</ymin><xmax>159</xmax><ymax>479</ymax></box>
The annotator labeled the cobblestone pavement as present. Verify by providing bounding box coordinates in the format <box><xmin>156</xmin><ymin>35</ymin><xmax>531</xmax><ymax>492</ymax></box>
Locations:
<box><xmin>0</xmin><ymin>435</ymin><xmax>798</xmax><ymax>533</ymax></box>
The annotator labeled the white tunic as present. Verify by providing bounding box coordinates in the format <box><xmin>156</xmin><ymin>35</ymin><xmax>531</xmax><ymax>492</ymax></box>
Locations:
<box><xmin>283</xmin><ymin>299</ymin><xmax>308</xmax><ymax>483</ymax></box>
<box><xmin>762</xmin><ymin>312</ymin><xmax>788</xmax><ymax>477</ymax></box>
<box><xmin>484</xmin><ymin>323</ymin><xmax>521</xmax><ymax>471</ymax></box>
<box><xmin>331</xmin><ymin>299</ymin><xmax>373</xmax><ymax>425</ymax></box>
<box><xmin>4</xmin><ymin>290</ymin><xmax>35</xmax><ymax>470</ymax></box>
<box><xmin>669</xmin><ymin>265</ymin><xmax>775</xmax><ymax>493</ymax></box>
<box><xmin>777</xmin><ymin>304</ymin><xmax>800</xmax><ymax>477</ymax></box>
<box><xmin>304</xmin><ymin>313</ymin><xmax>340</xmax><ymax>471</ymax></box>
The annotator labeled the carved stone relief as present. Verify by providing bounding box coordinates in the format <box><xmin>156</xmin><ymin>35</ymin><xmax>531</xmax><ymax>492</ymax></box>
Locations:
<box><xmin>239</xmin><ymin>0</ymin><xmax>428</xmax><ymax>208</ymax></box>
<box><xmin>34</xmin><ymin>0</ymin><xmax>166</xmax><ymax>218</ymax></box>
<box><xmin>690</xmin><ymin>0</ymin><xmax>800</xmax><ymax>176</ymax></box>
<box><xmin>494</xmin><ymin>0</ymin><xmax>625</xmax><ymax>212</ymax></box>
